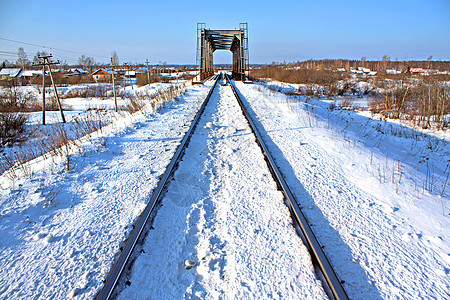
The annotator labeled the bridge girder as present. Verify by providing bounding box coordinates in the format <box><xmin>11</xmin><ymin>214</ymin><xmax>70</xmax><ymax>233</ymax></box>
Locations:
<box><xmin>197</xmin><ymin>23</ymin><xmax>249</xmax><ymax>81</ymax></box>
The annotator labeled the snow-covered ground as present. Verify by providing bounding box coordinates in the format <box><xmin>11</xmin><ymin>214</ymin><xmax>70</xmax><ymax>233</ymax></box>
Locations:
<box><xmin>0</xmin><ymin>75</ymin><xmax>448</xmax><ymax>299</ymax></box>
<box><xmin>261</xmin><ymin>79</ymin><xmax>450</xmax><ymax>140</ymax></box>
<box><xmin>0</xmin><ymin>82</ymin><xmax>186</xmax><ymax>174</ymax></box>
<box><xmin>235</xmin><ymin>81</ymin><xmax>449</xmax><ymax>299</ymax></box>
<box><xmin>118</xmin><ymin>78</ymin><xmax>326</xmax><ymax>299</ymax></box>
<box><xmin>0</xmin><ymin>83</ymin><xmax>211</xmax><ymax>298</ymax></box>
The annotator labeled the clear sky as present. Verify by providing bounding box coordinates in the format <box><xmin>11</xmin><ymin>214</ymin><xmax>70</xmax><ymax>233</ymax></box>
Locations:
<box><xmin>0</xmin><ymin>0</ymin><xmax>449</xmax><ymax>65</ymax></box>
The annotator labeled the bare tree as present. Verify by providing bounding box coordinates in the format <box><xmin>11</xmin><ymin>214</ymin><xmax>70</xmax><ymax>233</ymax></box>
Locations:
<box><xmin>85</xmin><ymin>57</ymin><xmax>95</xmax><ymax>69</ymax></box>
<box><xmin>361</xmin><ymin>56</ymin><xmax>367</xmax><ymax>68</ymax></box>
<box><xmin>78</xmin><ymin>55</ymin><xmax>96</xmax><ymax>70</ymax></box>
<box><xmin>111</xmin><ymin>51</ymin><xmax>119</xmax><ymax>66</ymax></box>
<box><xmin>381</xmin><ymin>54</ymin><xmax>391</xmax><ymax>72</ymax></box>
<box><xmin>17</xmin><ymin>47</ymin><xmax>30</xmax><ymax>69</ymax></box>
<box><xmin>33</xmin><ymin>51</ymin><xmax>49</xmax><ymax>65</ymax></box>
<box><xmin>78</xmin><ymin>55</ymin><xmax>86</xmax><ymax>68</ymax></box>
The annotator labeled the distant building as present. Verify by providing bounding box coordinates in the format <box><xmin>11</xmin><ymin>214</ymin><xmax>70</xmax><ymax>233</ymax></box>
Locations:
<box><xmin>410</xmin><ymin>68</ymin><xmax>424</xmax><ymax>74</ymax></box>
<box><xmin>70</xmin><ymin>68</ymin><xmax>87</xmax><ymax>75</ymax></box>
<box><xmin>350</xmin><ymin>68</ymin><xmax>364</xmax><ymax>74</ymax></box>
<box><xmin>0</xmin><ymin>68</ymin><xmax>22</xmax><ymax>79</ymax></box>
<box><xmin>19</xmin><ymin>70</ymin><xmax>42</xmax><ymax>83</ymax></box>
<box><xmin>358</xmin><ymin>67</ymin><xmax>371</xmax><ymax>73</ymax></box>
<box><xmin>135</xmin><ymin>67</ymin><xmax>149</xmax><ymax>74</ymax></box>
<box><xmin>91</xmin><ymin>69</ymin><xmax>116</xmax><ymax>82</ymax></box>
<box><xmin>62</xmin><ymin>68</ymin><xmax>87</xmax><ymax>79</ymax></box>
<box><xmin>386</xmin><ymin>69</ymin><xmax>401</xmax><ymax>75</ymax></box>
<box><xmin>124</xmin><ymin>70</ymin><xmax>137</xmax><ymax>78</ymax></box>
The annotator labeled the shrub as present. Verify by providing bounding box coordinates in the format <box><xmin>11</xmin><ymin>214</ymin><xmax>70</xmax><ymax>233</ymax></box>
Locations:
<box><xmin>369</xmin><ymin>81</ymin><xmax>449</xmax><ymax>129</ymax></box>
<box><xmin>124</xmin><ymin>96</ymin><xmax>145</xmax><ymax>113</ymax></box>
<box><xmin>0</xmin><ymin>81</ymin><xmax>40</xmax><ymax>112</ymax></box>
<box><xmin>251</xmin><ymin>65</ymin><xmax>346</xmax><ymax>86</ymax></box>
<box><xmin>0</xmin><ymin>113</ymin><xmax>28</xmax><ymax>147</ymax></box>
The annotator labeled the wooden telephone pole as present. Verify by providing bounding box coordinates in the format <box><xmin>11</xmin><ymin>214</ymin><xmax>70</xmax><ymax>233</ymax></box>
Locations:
<box><xmin>34</xmin><ymin>54</ymin><xmax>66</xmax><ymax>125</ymax></box>
<box><xmin>145</xmin><ymin>58</ymin><xmax>150</xmax><ymax>85</ymax></box>
<box><xmin>110</xmin><ymin>58</ymin><xmax>118</xmax><ymax>111</ymax></box>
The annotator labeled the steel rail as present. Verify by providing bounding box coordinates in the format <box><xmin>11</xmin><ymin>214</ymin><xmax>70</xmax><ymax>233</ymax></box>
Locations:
<box><xmin>226</xmin><ymin>74</ymin><xmax>349</xmax><ymax>300</ymax></box>
<box><xmin>96</xmin><ymin>75</ymin><xmax>220</xmax><ymax>300</ymax></box>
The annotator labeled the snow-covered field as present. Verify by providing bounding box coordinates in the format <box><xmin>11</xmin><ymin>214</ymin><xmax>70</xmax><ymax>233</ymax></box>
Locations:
<box><xmin>0</xmin><ymin>82</ymin><xmax>185</xmax><ymax>174</ymax></box>
<box><xmin>261</xmin><ymin>79</ymin><xmax>450</xmax><ymax>140</ymax></box>
<box><xmin>0</xmin><ymin>75</ymin><xmax>448</xmax><ymax>299</ymax></box>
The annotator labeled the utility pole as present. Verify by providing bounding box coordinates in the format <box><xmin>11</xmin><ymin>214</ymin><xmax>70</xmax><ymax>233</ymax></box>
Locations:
<box><xmin>110</xmin><ymin>57</ymin><xmax>118</xmax><ymax>111</ymax></box>
<box><xmin>41</xmin><ymin>61</ymin><xmax>46</xmax><ymax>125</ymax></box>
<box><xmin>34</xmin><ymin>54</ymin><xmax>66</xmax><ymax>124</ymax></box>
<box><xmin>129</xmin><ymin>63</ymin><xmax>133</xmax><ymax>90</ymax></box>
<box><xmin>124</xmin><ymin>62</ymin><xmax>128</xmax><ymax>89</ymax></box>
<box><xmin>145</xmin><ymin>58</ymin><xmax>150</xmax><ymax>85</ymax></box>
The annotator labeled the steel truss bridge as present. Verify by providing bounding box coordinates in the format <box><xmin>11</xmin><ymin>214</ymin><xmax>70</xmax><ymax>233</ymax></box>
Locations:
<box><xmin>196</xmin><ymin>23</ymin><xmax>249</xmax><ymax>81</ymax></box>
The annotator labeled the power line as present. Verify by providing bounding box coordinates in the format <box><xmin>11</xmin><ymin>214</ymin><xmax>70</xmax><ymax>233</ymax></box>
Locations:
<box><xmin>0</xmin><ymin>37</ymin><xmax>110</xmax><ymax>59</ymax></box>
<box><xmin>1</xmin><ymin>38</ymin><xmax>151</xmax><ymax>64</ymax></box>
<box><xmin>0</xmin><ymin>53</ymin><xmax>19</xmax><ymax>58</ymax></box>
<box><xmin>0</xmin><ymin>51</ymin><xmax>77</xmax><ymax>63</ymax></box>
<box><xmin>0</xmin><ymin>50</ymin><xmax>17</xmax><ymax>55</ymax></box>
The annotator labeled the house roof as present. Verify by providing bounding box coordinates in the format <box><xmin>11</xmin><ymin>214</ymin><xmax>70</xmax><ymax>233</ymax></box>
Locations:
<box><xmin>20</xmin><ymin>70</ymin><xmax>42</xmax><ymax>77</ymax></box>
<box><xmin>92</xmin><ymin>68</ymin><xmax>118</xmax><ymax>76</ymax></box>
<box><xmin>135</xmin><ymin>67</ymin><xmax>149</xmax><ymax>73</ymax></box>
<box><xmin>0</xmin><ymin>68</ymin><xmax>22</xmax><ymax>77</ymax></box>
<box><xmin>71</xmin><ymin>68</ymin><xmax>87</xmax><ymax>74</ymax></box>
<box><xmin>410</xmin><ymin>68</ymin><xmax>424</xmax><ymax>73</ymax></box>
<box><xmin>92</xmin><ymin>69</ymin><xmax>112</xmax><ymax>76</ymax></box>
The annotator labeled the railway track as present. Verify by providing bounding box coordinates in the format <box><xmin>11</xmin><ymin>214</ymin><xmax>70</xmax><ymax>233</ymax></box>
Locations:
<box><xmin>226</xmin><ymin>74</ymin><xmax>348</xmax><ymax>300</ymax></box>
<box><xmin>96</xmin><ymin>73</ymin><xmax>348</xmax><ymax>300</ymax></box>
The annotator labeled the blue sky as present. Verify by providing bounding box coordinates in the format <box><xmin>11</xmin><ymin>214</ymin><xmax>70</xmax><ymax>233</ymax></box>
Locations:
<box><xmin>0</xmin><ymin>0</ymin><xmax>449</xmax><ymax>65</ymax></box>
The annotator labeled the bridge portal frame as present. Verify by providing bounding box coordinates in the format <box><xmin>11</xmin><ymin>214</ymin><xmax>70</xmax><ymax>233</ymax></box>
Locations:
<box><xmin>196</xmin><ymin>23</ymin><xmax>249</xmax><ymax>81</ymax></box>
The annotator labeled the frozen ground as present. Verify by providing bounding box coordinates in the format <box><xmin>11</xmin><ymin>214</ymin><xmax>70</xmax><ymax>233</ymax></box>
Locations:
<box><xmin>118</xmin><ymin>78</ymin><xmax>326</xmax><ymax>299</ymax></box>
<box><xmin>0</xmin><ymin>82</ymin><xmax>211</xmax><ymax>298</ymax></box>
<box><xmin>235</xmin><ymin>81</ymin><xmax>449</xmax><ymax>299</ymax></box>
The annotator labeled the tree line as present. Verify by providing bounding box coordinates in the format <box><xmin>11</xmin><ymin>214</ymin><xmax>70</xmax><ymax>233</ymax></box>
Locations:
<box><xmin>2</xmin><ymin>47</ymin><xmax>122</xmax><ymax>70</ymax></box>
<box><xmin>275</xmin><ymin>56</ymin><xmax>450</xmax><ymax>72</ymax></box>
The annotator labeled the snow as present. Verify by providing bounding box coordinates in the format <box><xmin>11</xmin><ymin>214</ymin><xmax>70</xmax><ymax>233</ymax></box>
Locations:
<box><xmin>259</xmin><ymin>79</ymin><xmax>448</xmax><ymax>140</ymax></box>
<box><xmin>0</xmin><ymin>75</ymin><xmax>448</xmax><ymax>299</ymax></box>
<box><xmin>234</xmin><ymin>81</ymin><xmax>449</xmax><ymax>299</ymax></box>
<box><xmin>0</xmin><ymin>82</ymin><xmax>187</xmax><ymax>174</ymax></box>
<box><xmin>118</xmin><ymin>77</ymin><xmax>326</xmax><ymax>299</ymax></box>
<box><xmin>0</xmin><ymin>83</ymin><xmax>211</xmax><ymax>298</ymax></box>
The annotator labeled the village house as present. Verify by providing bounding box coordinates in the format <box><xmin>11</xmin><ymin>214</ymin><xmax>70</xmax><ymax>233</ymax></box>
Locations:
<box><xmin>69</xmin><ymin>68</ymin><xmax>87</xmax><ymax>75</ymax></box>
<box><xmin>0</xmin><ymin>68</ymin><xmax>22</xmax><ymax>79</ymax></box>
<box><xmin>386</xmin><ymin>69</ymin><xmax>401</xmax><ymax>75</ymax></box>
<box><xmin>62</xmin><ymin>68</ymin><xmax>87</xmax><ymax>79</ymax></box>
<box><xmin>134</xmin><ymin>67</ymin><xmax>150</xmax><ymax>75</ymax></box>
<box><xmin>19</xmin><ymin>70</ymin><xmax>43</xmax><ymax>83</ymax></box>
<box><xmin>124</xmin><ymin>70</ymin><xmax>137</xmax><ymax>79</ymax></box>
<box><xmin>91</xmin><ymin>69</ymin><xmax>116</xmax><ymax>82</ymax></box>
<box><xmin>410</xmin><ymin>68</ymin><xmax>424</xmax><ymax>74</ymax></box>
<box><xmin>357</xmin><ymin>67</ymin><xmax>372</xmax><ymax>73</ymax></box>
